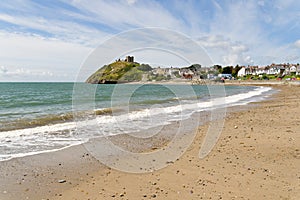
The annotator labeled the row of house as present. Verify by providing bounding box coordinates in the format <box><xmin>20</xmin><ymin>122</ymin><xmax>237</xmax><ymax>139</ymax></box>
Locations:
<box><xmin>152</xmin><ymin>67</ymin><xmax>195</xmax><ymax>78</ymax></box>
<box><xmin>151</xmin><ymin>65</ymin><xmax>219</xmax><ymax>80</ymax></box>
<box><xmin>152</xmin><ymin>63</ymin><xmax>300</xmax><ymax>79</ymax></box>
<box><xmin>126</xmin><ymin>55</ymin><xmax>300</xmax><ymax>80</ymax></box>
<box><xmin>237</xmin><ymin>64</ymin><xmax>300</xmax><ymax>77</ymax></box>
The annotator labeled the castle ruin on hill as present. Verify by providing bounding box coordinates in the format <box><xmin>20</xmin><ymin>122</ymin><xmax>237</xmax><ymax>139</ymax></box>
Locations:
<box><xmin>125</xmin><ymin>56</ymin><xmax>134</xmax><ymax>62</ymax></box>
<box><xmin>116</xmin><ymin>56</ymin><xmax>134</xmax><ymax>63</ymax></box>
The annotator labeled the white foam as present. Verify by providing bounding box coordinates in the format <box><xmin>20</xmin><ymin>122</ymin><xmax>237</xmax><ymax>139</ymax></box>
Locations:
<box><xmin>0</xmin><ymin>86</ymin><xmax>273</xmax><ymax>161</ymax></box>
<box><xmin>0</xmin><ymin>140</ymin><xmax>83</xmax><ymax>162</ymax></box>
<box><xmin>1</xmin><ymin>86</ymin><xmax>272</xmax><ymax>138</ymax></box>
<box><xmin>0</xmin><ymin>121</ymin><xmax>76</xmax><ymax>139</ymax></box>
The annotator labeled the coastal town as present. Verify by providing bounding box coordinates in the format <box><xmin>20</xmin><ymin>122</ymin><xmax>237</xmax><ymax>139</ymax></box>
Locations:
<box><xmin>90</xmin><ymin>56</ymin><xmax>300</xmax><ymax>83</ymax></box>
<box><xmin>151</xmin><ymin>62</ymin><xmax>300</xmax><ymax>81</ymax></box>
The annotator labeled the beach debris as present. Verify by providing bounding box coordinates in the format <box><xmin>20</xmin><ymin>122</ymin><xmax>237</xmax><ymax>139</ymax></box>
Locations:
<box><xmin>166</xmin><ymin>161</ymin><xmax>174</xmax><ymax>164</ymax></box>
<box><xmin>58</xmin><ymin>179</ymin><xmax>66</xmax><ymax>183</ymax></box>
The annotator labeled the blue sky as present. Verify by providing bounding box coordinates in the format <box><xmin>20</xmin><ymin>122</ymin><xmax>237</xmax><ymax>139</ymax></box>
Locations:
<box><xmin>0</xmin><ymin>0</ymin><xmax>299</xmax><ymax>81</ymax></box>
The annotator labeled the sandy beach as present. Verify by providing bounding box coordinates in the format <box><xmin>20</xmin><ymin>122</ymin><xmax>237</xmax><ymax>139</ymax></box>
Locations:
<box><xmin>0</xmin><ymin>84</ymin><xmax>299</xmax><ymax>200</ymax></box>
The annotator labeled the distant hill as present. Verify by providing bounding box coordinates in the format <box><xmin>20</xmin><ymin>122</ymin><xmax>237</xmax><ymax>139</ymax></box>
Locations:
<box><xmin>85</xmin><ymin>58</ymin><xmax>210</xmax><ymax>84</ymax></box>
<box><xmin>86</xmin><ymin>61</ymin><xmax>153</xmax><ymax>84</ymax></box>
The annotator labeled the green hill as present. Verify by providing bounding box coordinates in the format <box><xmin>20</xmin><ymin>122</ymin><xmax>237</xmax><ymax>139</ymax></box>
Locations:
<box><xmin>86</xmin><ymin>61</ymin><xmax>152</xmax><ymax>84</ymax></box>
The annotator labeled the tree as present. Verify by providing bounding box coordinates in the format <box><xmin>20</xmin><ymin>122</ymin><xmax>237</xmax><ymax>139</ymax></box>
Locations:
<box><xmin>213</xmin><ymin>65</ymin><xmax>222</xmax><ymax>73</ymax></box>
<box><xmin>222</xmin><ymin>66</ymin><xmax>233</xmax><ymax>74</ymax></box>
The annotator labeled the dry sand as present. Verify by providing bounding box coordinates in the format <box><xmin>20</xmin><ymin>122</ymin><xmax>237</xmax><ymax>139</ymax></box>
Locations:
<box><xmin>0</xmin><ymin>84</ymin><xmax>299</xmax><ymax>200</ymax></box>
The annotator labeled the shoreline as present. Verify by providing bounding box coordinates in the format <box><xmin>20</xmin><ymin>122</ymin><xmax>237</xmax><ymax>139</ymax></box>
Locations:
<box><xmin>225</xmin><ymin>79</ymin><xmax>300</xmax><ymax>86</ymax></box>
<box><xmin>0</xmin><ymin>84</ymin><xmax>299</xmax><ymax>199</ymax></box>
<box><xmin>124</xmin><ymin>79</ymin><xmax>300</xmax><ymax>86</ymax></box>
<box><xmin>0</xmin><ymin>83</ymin><xmax>270</xmax><ymax>162</ymax></box>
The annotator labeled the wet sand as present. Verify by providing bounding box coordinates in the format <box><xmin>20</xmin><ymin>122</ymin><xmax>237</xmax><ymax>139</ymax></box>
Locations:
<box><xmin>0</xmin><ymin>84</ymin><xmax>299</xmax><ymax>200</ymax></box>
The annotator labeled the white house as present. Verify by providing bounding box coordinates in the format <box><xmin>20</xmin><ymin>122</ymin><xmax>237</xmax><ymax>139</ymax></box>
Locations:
<box><xmin>256</xmin><ymin>67</ymin><xmax>267</xmax><ymax>75</ymax></box>
<box><xmin>237</xmin><ymin>67</ymin><xmax>246</xmax><ymax>77</ymax></box>
<box><xmin>290</xmin><ymin>66</ymin><xmax>297</xmax><ymax>73</ymax></box>
<box><xmin>236</xmin><ymin>64</ymin><xmax>299</xmax><ymax>77</ymax></box>
<box><xmin>267</xmin><ymin>67</ymin><xmax>281</xmax><ymax>75</ymax></box>
<box><xmin>283</xmin><ymin>66</ymin><xmax>296</xmax><ymax>75</ymax></box>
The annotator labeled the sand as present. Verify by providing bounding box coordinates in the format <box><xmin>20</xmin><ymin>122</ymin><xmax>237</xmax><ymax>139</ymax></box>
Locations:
<box><xmin>0</xmin><ymin>84</ymin><xmax>299</xmax><ymax>200</ymax></box>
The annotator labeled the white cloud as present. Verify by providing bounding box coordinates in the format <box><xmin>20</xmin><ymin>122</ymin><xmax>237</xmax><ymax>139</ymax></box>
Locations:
<box><xmin>2</xmin><ymin>67</ymin><xmax>52</xmax><ymax>77</ymax></box>
<box><xmin>0</xmin><ymin>31</ymin><xmax>92</xmax><ymax>81</ymax></box>
<box><xmin>212</xmin><ymin>0</ymin><xmax>223</xmax><ymax>11</ymax></box>
<box><xmin>0</xmin><ymin>66</ymin><xmax>8</xmax><ymax>74</ymax></box>
<box><xmin>197</xmin><ymin>35</ymin><xmax>230</xmax><ymax>49</ymax></box>
<box><xmin>127</xmin><ymin>0</ymin><xmax>138</xmax><ymax>5</ymax></box>
<box><xmin>0</xmin><ymin>0</ymin><xmax>300</xmax><ymax>81</ymax></box>
<box><xmin>0</xmin><ymin>13</ymin><xmax>109</xmax><ymax>47</ymax></box>
<box><xmin>210</xmin><ymin>1</ymin><xmax>262</xmax><ymax>44</ymax></box>
<box><xmin>0</xmin><ymin>65</ymin><xmax>59</xmax><ymax>82</ymax></box>
<box><xmin>257</xmin><ymin>0</ymin><xmax>265</xmax><ymax>6</ymax></box>
<box><xmin>294</xmin><ymin>40</ymin><xmax>300</xmax><ymax>48</ymax></box>
<box><xmin>197</xmin><ymin>35</ymin><xmax>253</xmax><ymax>66</ymax></box>
<box><xmin>232</xmin><ymin>45</ymin><xmax>248</xmax><ymax>53</ymax></box>
<box><xmin>222</xmin><ymin>54</ymin><xmax>254</xmax><ymax>66</ymax></box>
<box><xmin>205</xmin><ymin>0</ymin><xmax>300</xmax><ymax>65</ymax></box>
<box><xmin>64</xmin><ymin>0</ymin><xmax>185</xmax><ymax>31</ymax></box>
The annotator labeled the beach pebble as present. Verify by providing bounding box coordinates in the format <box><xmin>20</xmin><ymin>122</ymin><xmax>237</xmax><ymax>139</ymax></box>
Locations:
<box><xmin>234</xmin><ymin>125</ymin><xmax>238</xmax><ymax>129</ymax></box>
<box><xmin>58</xmin><ymin>179</ymin><xmax>66</xmax><ymax>183</ymax></box>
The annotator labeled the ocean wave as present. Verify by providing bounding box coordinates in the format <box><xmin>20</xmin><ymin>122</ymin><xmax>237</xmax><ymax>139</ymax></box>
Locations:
<box><xmin>0</xmin><ymin>108</ymin><xmax>116</xmax><ymax>132</ymax></box>
<box><xmin>0</xmin><ymin>86</ymin><xmax>273</xmax><ymax>161</ymax></box>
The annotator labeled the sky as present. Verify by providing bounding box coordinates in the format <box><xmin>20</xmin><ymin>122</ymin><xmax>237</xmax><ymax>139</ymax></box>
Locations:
<box><xmin>0</xmin><ymin>0</ymin><xmax>299</xmax><ymax>82</ymax></box>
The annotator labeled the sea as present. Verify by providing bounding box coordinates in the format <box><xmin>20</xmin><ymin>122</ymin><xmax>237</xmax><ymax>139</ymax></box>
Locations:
<box><xmin>0</xmin><ymin>82</ymin><xmax>274</xmax><ymax>161</ymax></box>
